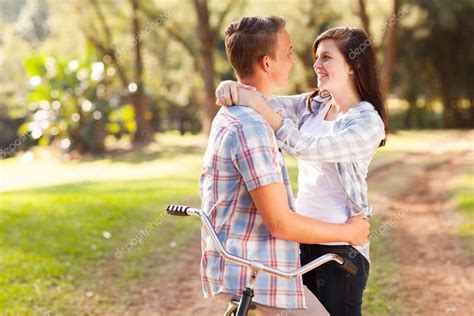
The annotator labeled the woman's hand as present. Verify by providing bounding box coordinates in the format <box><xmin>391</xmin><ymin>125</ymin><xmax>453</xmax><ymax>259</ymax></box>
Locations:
<box><xmin>346</xmin><ymin>214</ymin><xmax>370</xmax><ymax>245</ymax></box>
<box><xmin>215</xmin><ymin>80</ymin><xmax>256</xmax><ymax>106</ymax></box>
<box><xmin>215</xmin><ymin>80</ymin><xmax>283</xmax><ymax>132</ymax></box>
<box><xmin>238</xmin><ymin>88</ymin><xmax>266</xmax><ymax>110</ymax></box>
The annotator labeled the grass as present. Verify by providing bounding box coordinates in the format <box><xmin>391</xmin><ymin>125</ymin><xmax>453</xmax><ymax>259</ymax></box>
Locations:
<box><xmin>362</xmin><ymin>217</ymin><xmax>403</xmax><ymax>315</ymax></box>
<box><xmin>451</xmin><ymin>164</ymin><xmax>474</xmax><ymax>256</ymax></box>
<box><xmin>0</xmin><ymin>134</ymin><xmax>205</xmax><ymax>314</ymax></box>
<box><xmin>1</xmin><ymin>179</ymin><xmax>202</xmax><ymax>314</ymax></box>
<box><xmin>0</xmin><ymin>130</ymin><xmax>470</xmax><ymax>313</ymax></box>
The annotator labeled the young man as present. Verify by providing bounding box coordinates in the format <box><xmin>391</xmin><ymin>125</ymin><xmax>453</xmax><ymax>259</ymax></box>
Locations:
<box><xmin>199</xmin><ymin>16</ymin><xmax>369</xmax><ymax>315</ymax></box>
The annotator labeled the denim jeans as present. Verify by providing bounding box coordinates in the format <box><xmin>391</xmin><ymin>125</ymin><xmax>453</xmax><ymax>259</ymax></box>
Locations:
<box><xmin>300</xmin><ymin>244</ymin><xmax>370</xmax><ymax>316</ymax></box>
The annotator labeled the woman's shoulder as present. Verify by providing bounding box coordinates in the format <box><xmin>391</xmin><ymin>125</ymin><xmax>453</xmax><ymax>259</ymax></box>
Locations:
<box><xmin>344</xmin><ymin>101</ymin><xmax>385</xmax><ymax>129</ymax></box>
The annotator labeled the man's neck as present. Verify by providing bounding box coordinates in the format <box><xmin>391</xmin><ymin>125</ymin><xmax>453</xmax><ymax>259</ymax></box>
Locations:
<box><xmin>239</xmin><ymin>76</ymin><xmax>273</xmax><ymax>99</ymax></box>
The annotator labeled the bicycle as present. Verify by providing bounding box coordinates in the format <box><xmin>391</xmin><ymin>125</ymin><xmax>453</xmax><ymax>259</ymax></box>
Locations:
<box><xmin>166</xmin><ymin>204</ymin><xmax>358</xmax><ymax>316</ymax></box>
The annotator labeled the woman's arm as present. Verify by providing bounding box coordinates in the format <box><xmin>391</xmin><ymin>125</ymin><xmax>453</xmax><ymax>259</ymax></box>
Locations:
<box><xmin>276</xmin><ymin>113</ymin><xmax>386</xmax><ymax>162</ymax></box>
<box><xmin>241</xmin><ymin>91</ymin><xmax>386</xmax><ymax>163</ymax></box>
<box><xmin>215</xmin><ymin>80</ymin><xmax>308</xmax><ymax>120</ymax></box>
<box><xmin>271</xmin><ymin>94</ymin><xmax>309</xmax><ymax>121</ymax></box>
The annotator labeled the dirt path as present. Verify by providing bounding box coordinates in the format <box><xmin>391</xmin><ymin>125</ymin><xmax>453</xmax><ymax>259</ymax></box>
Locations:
<box><xmin>124</xmin><ymin>137</ymin><xmax>473</xmax><ymax>315</ymax></box>
<box><xmin>375</xmin><ymin>153</ymin><xmax>474</xmax><ymax>315</ymax></box>
<box><xmin>124</xmin><ymin>244</ymin><xmax>227</xmax><ymax>316</ymax></box>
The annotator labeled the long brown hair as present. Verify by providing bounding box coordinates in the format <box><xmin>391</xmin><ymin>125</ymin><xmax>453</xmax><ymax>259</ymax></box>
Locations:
<box><xmin>307</xmin><ymin>26</ymin><xmax>388</xmax><ymax>146</ymax></box>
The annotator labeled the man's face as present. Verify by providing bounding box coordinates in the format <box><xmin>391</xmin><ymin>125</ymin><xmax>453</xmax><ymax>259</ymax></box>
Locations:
<box><xmin>268</xmin><ymin>29</ymin><xmax>295</xmax><ymax>88</ymax></box>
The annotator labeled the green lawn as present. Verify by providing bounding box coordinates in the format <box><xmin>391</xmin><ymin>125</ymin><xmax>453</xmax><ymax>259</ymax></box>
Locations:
<box><xmin>0</xmin><ymin>134</ymin><xmax>205</xmax><ymax>314</ymax></box>
<box><xmin>0</xmin><ymin>130</ymin><xmax>470</xmax><ymax>313</ymax></box>
<box><xmin>451</xmin><ymin>164</ymin><xmax>474</xmax><ymax>256</ymax></box>
<box><xmin>1</xmin><ymin>178</ymin><xmax>203</xmax><ymax>314</ymax></box>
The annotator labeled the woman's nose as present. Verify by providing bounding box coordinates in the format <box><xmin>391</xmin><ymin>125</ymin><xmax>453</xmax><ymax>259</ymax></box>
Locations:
<box><xmin>314</xmin><ymin>59</ymin><xmax>322</xmax><ymax>68</ymax></box>
<box><xmin>313</xmin><ymin>60</ymin><xmax>320</xmax><ymax>71</ymax></box>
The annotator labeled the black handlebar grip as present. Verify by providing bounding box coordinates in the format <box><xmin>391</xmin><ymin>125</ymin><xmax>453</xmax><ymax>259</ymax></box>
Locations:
<box><xmin>340</xmin><ymin>257</ymin><xmax>358</xmax><ymax>276</ymax></box>
<box><xmin>166</xmin><ymin>204</ymin><xmax>190</xmax><ymax>216</ymax></box>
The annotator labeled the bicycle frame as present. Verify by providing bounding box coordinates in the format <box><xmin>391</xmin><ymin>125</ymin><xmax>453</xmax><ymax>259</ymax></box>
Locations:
<box><xmin>166</xmin><ymin>204</ymin><xmax>357</xmax><ymax>316</ymax></box>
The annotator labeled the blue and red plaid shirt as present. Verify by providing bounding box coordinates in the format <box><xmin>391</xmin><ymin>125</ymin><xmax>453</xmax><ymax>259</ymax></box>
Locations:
<box><xmin>198</xmin><ymin>105</ymin><xmax>306</xmax><ymax>310</ymax></box>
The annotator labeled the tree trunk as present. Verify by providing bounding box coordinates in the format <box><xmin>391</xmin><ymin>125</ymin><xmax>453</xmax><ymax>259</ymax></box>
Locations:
<box><xmin>296</xmin><ymin>49</ymin><xmax>317</xmax><ymax>89</ymax></box>
<box><xmin>193</xmin><ymin>0</ymin><xmax>218</xmax><ymax>136</ymax></box>
<box><xmin>356</xmin><ymin>0</ymin><xmax>402</xmax><ymax>98</ymax></box>
<box><xmin>381</xmin><ymin>0</ymin><xmax>402</xmax><ymax>97</ymax></box>
<box><xmin>356</xmin><ymin>0</ymin><xmax>372</xmax><ymax>38</ymax></box>
<box><xmin>131</xmin><ymin>0</ymin><xmax>154</xmax><ymax>144</ymax></box>
<box><xmin>404</xmin><ymin>101</ymin><xmax>414</xmax><ymax>129</ymax></box>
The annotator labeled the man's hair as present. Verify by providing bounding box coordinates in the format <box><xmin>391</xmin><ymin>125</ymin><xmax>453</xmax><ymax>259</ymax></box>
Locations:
<box><xmin>224</xmin><ymin>16</ymin><xmax>286</xmax><ymax>79</ymax></box>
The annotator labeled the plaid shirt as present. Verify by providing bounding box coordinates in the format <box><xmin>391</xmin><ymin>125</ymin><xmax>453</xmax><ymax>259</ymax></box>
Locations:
<box><xmin>272</xmin><ymin>93</ymin><xmax>386</xmax><ymax>262</ymax></box>
<box><xmin>199</xmin><ymin>105</ymin><xmax>306</xmax><ymax>310</ymax></box>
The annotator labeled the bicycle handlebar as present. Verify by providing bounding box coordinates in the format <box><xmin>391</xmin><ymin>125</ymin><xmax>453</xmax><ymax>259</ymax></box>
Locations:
<box><xmin>166</xmin><ymin>204</ymin><xmax>358</xmax><ymax>277</ymax></box>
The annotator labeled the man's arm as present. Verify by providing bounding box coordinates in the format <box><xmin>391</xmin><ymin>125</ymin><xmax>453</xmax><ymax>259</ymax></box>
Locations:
<box><xmin>250</xmin><ymin>183</ymin><xmax>369</xmax><ymax>245</ymax></box>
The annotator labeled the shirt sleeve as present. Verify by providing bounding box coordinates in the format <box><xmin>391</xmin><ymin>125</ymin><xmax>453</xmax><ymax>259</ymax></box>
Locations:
<box><xmin>231</xmin><ymin>121</ymin><xmax>283</xmax><ymax>192</ymax></box>
<box><xmin>275</xmin><ymin>111</ymin><xmax>386</xmax><ymax>163</ymax></box>
<box><xmin>271</xmin><ymin>93</ymin><xmax>309</xmax><ymax>123</ymax></box>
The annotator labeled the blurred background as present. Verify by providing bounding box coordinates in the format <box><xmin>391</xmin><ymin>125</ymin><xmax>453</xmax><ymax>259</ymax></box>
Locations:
<box><xmin>0</xmin><ymin>0</ymin><xmax>472</xmax><ymax>315</ymax></box>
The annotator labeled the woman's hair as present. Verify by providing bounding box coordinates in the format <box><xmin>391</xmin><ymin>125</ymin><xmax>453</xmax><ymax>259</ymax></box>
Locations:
<box><xmin>307</xmin><ymin>26</ymin><xmax>388</xmax><ymax>146</ymax></box>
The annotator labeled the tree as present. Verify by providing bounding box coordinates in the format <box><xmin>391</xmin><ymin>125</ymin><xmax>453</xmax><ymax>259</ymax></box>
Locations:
<box><xmin>395</xmin><ymin>0</ymin><xmax>474</xmax><ymax>128</ymax></box>
<box><xmin>78</xmin><ymin>0</ymin><xmax>155</xmax><ymax>144</ymax></box>
<box><xmin>140</xmin><ymin>0</ymin><xmax>240</xmax><ymax>136</ymax></box>
<box><xmin>355</xmin><ymin>0</ymin><xmax>404</xmax><ymax>97</ymax></box>
<box><xmin>14</xmin><ymin>0</ymin><xmax>49</xmax><ymax>46</ymax></box>
<box><xmin>21</xmin><ymin>52</ymin><xmax>133</xmax><ymax>154</ymax></box>
<box><xmin>287</xmin><ymin>0</ymin><xmax>341</xmax><ymax>89</ymax></box>
<box><xmin>193</xmin><ymin>0</ymin><xmax>217</xmax><ymax>136</ymax></box>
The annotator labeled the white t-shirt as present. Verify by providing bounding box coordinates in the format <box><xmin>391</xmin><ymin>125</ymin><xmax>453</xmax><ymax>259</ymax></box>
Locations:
<box><xmin>295</xmin><ymin>102</ymin><xmax>349</xmax><ymax>245</ymax></box>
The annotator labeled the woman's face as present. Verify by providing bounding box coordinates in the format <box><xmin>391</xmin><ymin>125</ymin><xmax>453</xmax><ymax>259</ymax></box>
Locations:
<box><xmin>313</xmin><ymin>39</ymin><xmax>353</xmax><ymax>93</ymax></box>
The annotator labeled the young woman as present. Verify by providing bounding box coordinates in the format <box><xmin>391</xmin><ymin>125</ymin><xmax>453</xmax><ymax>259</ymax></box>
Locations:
<box><xmin>215</xmin><ymin>26</ymin><xmax>388</xmax><ymax>315</ymax></box>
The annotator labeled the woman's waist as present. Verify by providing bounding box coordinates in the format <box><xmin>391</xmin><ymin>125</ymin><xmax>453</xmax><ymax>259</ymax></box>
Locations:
<box><xmin>295</xmin><ymin>201</ymin><xmax>349</xmax><ymax>224</ymax></box>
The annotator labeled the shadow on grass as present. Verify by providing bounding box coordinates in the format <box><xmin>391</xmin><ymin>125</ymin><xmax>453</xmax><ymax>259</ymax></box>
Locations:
<box><xmin>70</xmin><ymin>143</ymin><xmax>205</xmax><ymax>165</ymax></box>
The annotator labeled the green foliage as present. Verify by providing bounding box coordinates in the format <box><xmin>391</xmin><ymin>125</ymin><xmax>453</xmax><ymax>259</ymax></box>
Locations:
<box><xmin>395</xmin><ymin>0</ymin><xmax>474</xmax><ymax>128</ymax></box>
<box><xmin>22</xmin><ymin>51</ymin><xmax>136</xmax><ymax>153</ymax></box>
<box><xmin>0</xmin><ymin>0</ymin><xmax>473</xmax><ymax>154</ymax></box>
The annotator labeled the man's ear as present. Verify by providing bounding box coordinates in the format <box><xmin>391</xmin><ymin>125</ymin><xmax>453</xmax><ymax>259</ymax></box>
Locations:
<box><xmin>261</xmin><ymin>56</ymin><xmax>271</xmax><ymax>73</ymax></box>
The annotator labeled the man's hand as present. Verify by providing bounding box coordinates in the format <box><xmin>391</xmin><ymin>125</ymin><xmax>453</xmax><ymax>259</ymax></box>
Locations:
<box><xmin>215</xmin><ymin>80</ymin><xmax>256</xmax><ymax>106</ymax></box>
<box><xmin>346</xmin><ymin>214</ymin><xmax>370</xmax><ymax>245</ymax></box>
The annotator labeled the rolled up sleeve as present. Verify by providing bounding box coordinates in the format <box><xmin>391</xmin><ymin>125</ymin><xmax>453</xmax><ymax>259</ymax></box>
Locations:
<box><xmin>276</xmin><ymin>111</ymin><xmax>386</xmax><ymax>163</ymax></box>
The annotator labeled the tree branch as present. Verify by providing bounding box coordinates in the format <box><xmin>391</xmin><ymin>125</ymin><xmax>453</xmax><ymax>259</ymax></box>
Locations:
<box><xmin>213</xmin><ymin>0</ymin><xmax>239</xmax><ymax>36</ymax></box>
<box><xmin>88</xmin><ymin>0</ymin><xmax>114</xmax><ymax>45</ymax></box>
<box><xmin>139</xmin><ymin>3</ymin><xmax>202</xmax><ymax>74</ymax></box>
<box><xmin>356</xmin><ymin>0</ymin><xmax>372</xmax><ymax>39</ymax></box>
